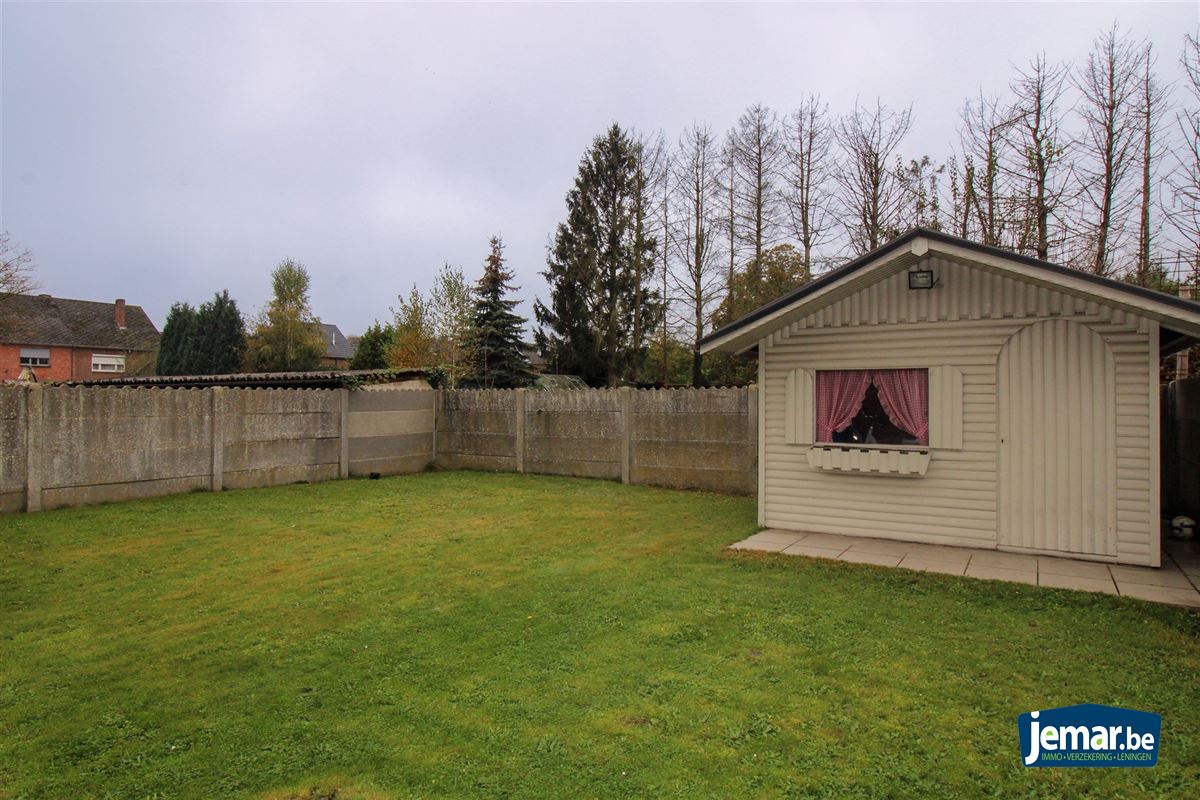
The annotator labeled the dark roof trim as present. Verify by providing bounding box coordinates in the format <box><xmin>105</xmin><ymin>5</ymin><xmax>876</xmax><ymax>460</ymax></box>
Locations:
<box><xmin>700</xmin><ymin>227</ymin><xmax>1200</xmax><ymax>347</ymax></box>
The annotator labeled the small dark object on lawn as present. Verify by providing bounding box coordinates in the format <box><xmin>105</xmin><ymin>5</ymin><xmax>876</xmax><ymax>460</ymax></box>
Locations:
<box><xmin>369</xmin><ymin>472</ymin><xmax>381</xmax><ymax>480</ymax></box>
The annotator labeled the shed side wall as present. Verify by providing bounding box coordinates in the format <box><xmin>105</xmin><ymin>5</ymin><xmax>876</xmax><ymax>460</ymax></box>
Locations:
<box><xmin>762</xmin><ymin>256</ymin><xmax>1156</xmax><ymax>565</ymax></box>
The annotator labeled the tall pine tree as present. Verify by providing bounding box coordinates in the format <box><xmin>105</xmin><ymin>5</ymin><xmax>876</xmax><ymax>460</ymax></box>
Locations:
<box><xmin>472</xmin><ymin>236</ymin><xmax>532</xmax><ymax>389</ymax></box>
<box><xmin>156</xmin><ymin>302</ymin><xmax>197</xmax><ymax>375</ymax></box>
<box><xmin>534</xmin><ymin>124</ymin><xmax>659</xmax><ymax>386</ymax></box>
<box><xmin>349</xmin><ymin>321</ymin><xmax>394</xmax><ymax>370</ymax></box>
<box><xmin>192</xmin><ymin>290</ymin><xmax>246</xmax><ymax>374</ymax></box>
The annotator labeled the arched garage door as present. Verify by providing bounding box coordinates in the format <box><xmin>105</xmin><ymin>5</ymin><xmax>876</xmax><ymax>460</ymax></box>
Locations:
<box><xmin>997</xmin><ymin>319</ymin><xmax>1117</xmax><ymax>557</ymax></box>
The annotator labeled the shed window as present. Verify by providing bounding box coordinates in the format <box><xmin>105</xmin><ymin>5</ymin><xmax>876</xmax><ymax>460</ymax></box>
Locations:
<box><xmin>816</xmin><ymin>369</ymin><xmax>929</xmax><ymax>446</ymax></box>
<box><xmin>18</xmin><ymin>347</ymin><xmax>50</xmax><ymax>367</ymax></box>
<box><xmin>91</xmin><ymin>354</ymin><xmax>126</xmax><ymax>373</ymax></box>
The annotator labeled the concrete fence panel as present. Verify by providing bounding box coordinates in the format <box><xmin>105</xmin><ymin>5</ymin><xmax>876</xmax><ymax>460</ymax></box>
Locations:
<box><xmin>220</xmin><ymin>388</ymin><xmax>342</xmax><ymax>490</ymax></box>
<box><xmin>436</xmin><ymin>390</ymin><xmax>519</xmax><ymax>472</ymax></box>
<box><xmin>524</xmin><ymin>389</ymin><xmax>624</xmax><ymax>480</ymax></box>
<box><xmin>348</xmin><ymin>387</ymin><xmax>436</xmax><ymax>476</ymax></box>
<box><xmin>4</xmin><ymin>383</ymin><xmax>759</xmax><ymax>515</ymax></box>
<box><xmin>432</xmin><ymin>386</ymin><xmax>757</xmax><ymax>495</ymax></box>
<box><xmin>630</xmin><ymin>387</ymin><xmax>756</xmax><ymax>494</ymax></box>
<box><xmin>0</xmin><ymin>386</ymin><xmax>28</xmax><ymax>512</ymax></box>
<box><xmin>40</xmin><ymin>387</ymin><xmax>213</xmax><ymax>509</ymax></box>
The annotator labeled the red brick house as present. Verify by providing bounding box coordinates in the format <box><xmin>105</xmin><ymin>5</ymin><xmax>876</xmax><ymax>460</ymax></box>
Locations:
<box><xmin>0</xmin><ymin>294</ymin><xmax>160</xmax><ymax>382</ymax></box>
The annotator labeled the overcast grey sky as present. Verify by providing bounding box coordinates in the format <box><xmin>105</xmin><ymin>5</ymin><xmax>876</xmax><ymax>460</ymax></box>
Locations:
<box><xmin>2</xmin><ymin>1</ymin><xmax>1195</xmax><ymax>332</ymax></box>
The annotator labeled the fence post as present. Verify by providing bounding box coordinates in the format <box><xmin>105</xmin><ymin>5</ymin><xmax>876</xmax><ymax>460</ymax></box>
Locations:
<box><xmin>431</xmin><ymin>389</ymin><xmax>440</xmax><ymax>467</ymax></box>
<box><xmin>620</xmin><ymin>386</ymin><xmax>632</xmax><ymax>484</ymax></box>
<box><xmin>746</xmin><ymin>384</ymin><xmax>759</xmax><ymax>496</ymax></box>
<box><xmin>338</xmin><ymin>388</ymin><xmax>350</xmax><ymax>480</ymax></box>
<box><xmin>24</xmin><ymin>385</ymin><xmax>43</xmax><ymax>512</ymax></box>
<box><xmin>210</xmin><ymin>387</ymin><xmax>225</xmax><ymax>492</ymax></box>
<box><xmin>514</xmin><ymin>388</ymin><xmax>526</xmax><ymax>474</ymax></box>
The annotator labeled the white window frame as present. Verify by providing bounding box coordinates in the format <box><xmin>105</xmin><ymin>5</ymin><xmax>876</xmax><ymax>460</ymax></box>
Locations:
<box><xmin>785</xmin><ymin>364</ymin><xmax>963</xmax><ymax>452</ymax></box>
<box><xmin>18</xmin><ymin>347</ymin><xmax>50</xmax><ymax>368</ymax></box>
<box><xmin>91</xmin><ymin>353</ymin><xmax>126</xmax><ymax>373</ymax></box>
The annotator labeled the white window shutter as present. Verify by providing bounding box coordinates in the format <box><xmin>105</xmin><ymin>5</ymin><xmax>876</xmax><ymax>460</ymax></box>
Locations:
<box><xmin>928</xmin><ymin>365</ymin><xmax>963</xmax><ymax>450</ymax></box>
<box><xmin>785</xmin><ymin>367</ymin><xmax>815</xmax><ymax>444</ymax></box>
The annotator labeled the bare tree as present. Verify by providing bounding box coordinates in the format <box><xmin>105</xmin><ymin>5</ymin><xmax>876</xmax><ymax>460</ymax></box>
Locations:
<box><xmin>0</xmin><ymin>233</ymin><xmax>37</xmax><ymax>334</ymax></box>
<box><xmin>1134</xmin><ymin>43</ymin><xmax>1169</xmax><ymax>284</ymax></box>
<box><xmin>1005</xmin><ymin>54</ymin><xmax>1071</xmax><ymax>261</ymax></box>
<box><xmin>0</xmin><ymin>233</ymin><xmax>35</xmax><ymax>296</ymax></box>
<box><xmin>834</xmin><ymin>99</ymin><xmax>913</xmax><ymax>253</ymax></box>
<box><xmin>1074</xmin><ymin>24</ymin><xmax>1144</xmax><ymax>275</ymax></box>
<box><xmin>781</xmin><ymin>95</ymin><xmax>837</xmax><ymax>278</ymax></box>
<box><xmin>669</xmin><ymin>124</ymin><xmax>724</xmax><ymax>385</ymax></box>
<box><xmin>718</xmin><ymin>141</ymin><xmax>739</xmax><ymax>306</ymax></box>
<box><xmin>727</xmin><ymin>104</ymin><xmax>784</xmax><ymax>275</ymax></box>
<box><xmin>896</xmin><ymin>155</ymin><xmax>945</xmax><ymax>231</ymax></box>
<box><xmin>958</xmin><ymin>94</ymin><xmax>1022</xmax><ymax>246</ymax></box>
<box><xmin>629</xmin><ymin>130</ymin><xmax>670</xmax><ymax>382</ymax></box>
<box><xmin>945</xmin><ymin>154</ymin><xmax>972</xmax><ymax>238</ymax></box>
<box><xmin>1167</xmin><ymin>33</ymin><xmax>1200</xmax><ymax>277</ymax></box>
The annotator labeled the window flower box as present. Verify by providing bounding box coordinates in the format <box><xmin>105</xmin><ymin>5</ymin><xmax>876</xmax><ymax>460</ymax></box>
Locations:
<box><xmin>806</xmin><ymin>445</ymin><xmax>931</xmax><ymax>477</ymax></box>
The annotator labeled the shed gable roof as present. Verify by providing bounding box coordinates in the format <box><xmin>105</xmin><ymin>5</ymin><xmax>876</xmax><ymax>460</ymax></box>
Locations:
<box><xmin>699</xmin><ymin>228</ymin><xmax>1200</xmax><ymax>354</ymax></box>
<box><xmin>0</xmin><ymin>293</ymin><xmax>160</xmax><ymax>351</ymax></box>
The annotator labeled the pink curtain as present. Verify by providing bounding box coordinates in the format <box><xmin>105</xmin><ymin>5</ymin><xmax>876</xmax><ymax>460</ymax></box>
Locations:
<box><xmin>871</xmin><ymin>368</ymin><xmax>929</xmax><ymax>445</ymax></box>
<box><xmin>815</xmin><ymin>370</ymin><xmax>873</xmax><ymax>442</ymax></box>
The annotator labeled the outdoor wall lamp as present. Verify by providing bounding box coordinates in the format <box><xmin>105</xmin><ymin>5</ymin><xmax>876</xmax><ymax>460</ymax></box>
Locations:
<box><xmin>908</xmin><ymin>269</ymin><xmax>936</xmax><ymax>290</ymax></box>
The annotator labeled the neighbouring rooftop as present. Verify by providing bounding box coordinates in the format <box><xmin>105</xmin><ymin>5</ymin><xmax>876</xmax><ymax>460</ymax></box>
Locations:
<box><xmin>0</xmin><ymin>293</ymin><xmax>159</xmax><ymax>351</ymax></box>
<box><xmin>320</xmin><ymin>323</ymin><xmax>355</xmax><ymax>360</ymax></box>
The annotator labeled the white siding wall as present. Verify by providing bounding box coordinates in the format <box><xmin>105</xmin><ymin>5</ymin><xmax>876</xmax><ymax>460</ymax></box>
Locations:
<box><xmin>762</xmin><ymin>255</ymin><xmax>1158</xmax><ymax>566</ymax></box>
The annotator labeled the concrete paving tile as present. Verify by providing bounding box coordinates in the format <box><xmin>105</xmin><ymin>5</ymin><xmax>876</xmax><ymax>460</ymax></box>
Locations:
<box><xmin>747</xmin><ymin>530</ymin><xmax>806</xmax><ymax>545</ymax></box>
<box><xmin>969</xmin><ymin>551</ymin><xmax>1039</xmax><ymax>570</ymax></box>
<box><xmin>795</xmin><ymin>532</ymin><xmax>858</xmax><ymax>550</ymax></box>
<box><xmin>1109</xmin><ymin>564</ymin><xmax>1195</xmax><ymax>589</ymax></box>
<box><xmin>1175</xmin><ymin>561</ymin><xmax>1200</xmax><ymax>581</ymax></box>
<box><xmin>897</xmin><ymin>556</ymin><xmax>967</xmax><ymax>576</ymax></box>
<box><xmin>728</xmin><ymin>529</ymin><xmax>1200</xmax><ymax>607</ymax></box>
<box><xmin>1116</xmin><ymin>583</ymin><xmax>1200</xmax><ymax>608</ymax></box>
<box><xmin>844</xmin><ymin>539</ymin><xmax>913</xmax><ymax>557</ymax></box>
<box><xmin>1038</xmin><ymin>572</ymin><xmax>1118</xmax><ymax>595</ymax></box>
<box><xmin>1037</xmin><ymin>557</ymin><xmax>1113</xmax><ymax>580</ymax></box>
<box><xmin>902</xmin><ymin>544</ymin><xmax>973</xmax><ymax>565</ymax></box>
<box><xmin>963</xmin><ymin>564</ymin><xmax>1038</xmax><ymax>585</ymax></box>
<box><xmin>836</xmin><ymin>550</ymin><xmax>904</xmax><ymax>568</ymax></box>
<box><xmin>728</xmin><ymin>539</ymin><xmax>791</xmax><ymax>552</ymax></box>
<box><xmin>780</xmin><ymin>542</ymin><xmax>849</xmax><ymax>560</ymax></box>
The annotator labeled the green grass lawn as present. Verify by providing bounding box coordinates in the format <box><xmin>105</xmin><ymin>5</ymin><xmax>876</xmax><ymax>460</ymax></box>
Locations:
<box><xmin>1</xmin><ymin>472</ymin><xmax>1198</xmax><ymax>799</ymax></box>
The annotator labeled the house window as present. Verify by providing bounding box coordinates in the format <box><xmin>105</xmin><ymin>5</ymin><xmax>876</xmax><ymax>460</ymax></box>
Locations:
<box><xmin>815</xmin><ymin>369</ymin><xmax>929</xmax><ymax>446</ymax></box>
<box><xmin>91</xmin><ymin>354</ymin><xmax>126</xmax><ymax>373</ymax></box>
<box><xmin>18</xmin><ymin>347</ymin><xmax>50</xmax><ymax>368</ymax></box>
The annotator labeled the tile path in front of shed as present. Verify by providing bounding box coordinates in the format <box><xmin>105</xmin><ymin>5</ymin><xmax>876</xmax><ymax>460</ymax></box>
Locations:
<box><xmin>729</xmin><ymin>530</ymin><xmax>1200</xmax><ymax>608</ymax></box>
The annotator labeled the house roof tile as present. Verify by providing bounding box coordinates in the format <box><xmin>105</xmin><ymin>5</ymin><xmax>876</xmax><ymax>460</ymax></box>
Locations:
<box><xmin>0</xmin><ymin>293</ymin><xmax>160</xmax><ymax>351</ymax></box>
<box><xmin>320</xmin><ymin>323</ymin><xmax>355</xmax><ymax>360</ymax></box>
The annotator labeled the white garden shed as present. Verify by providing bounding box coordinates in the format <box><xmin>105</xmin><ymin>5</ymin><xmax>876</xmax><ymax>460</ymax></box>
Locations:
<box><xmin>701</xmin><ymin>229</ymin><xmax>1200</xmax><ymax>567</ymax></box>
